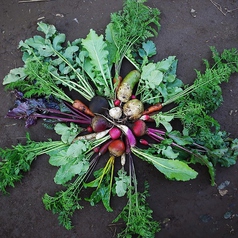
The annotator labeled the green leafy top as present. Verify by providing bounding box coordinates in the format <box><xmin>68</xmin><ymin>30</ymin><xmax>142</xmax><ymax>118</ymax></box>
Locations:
<box><xmin>106</xmin><ymin>0</ymin><xmax>160</xmax><ymax>76</ymax></box>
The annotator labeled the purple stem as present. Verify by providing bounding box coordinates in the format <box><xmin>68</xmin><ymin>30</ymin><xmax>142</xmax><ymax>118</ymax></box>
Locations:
<box><xmin>146</xmin><ymin>127</ymin><xmax>166</xmax><ymax>136</ymax></box>
<box><xmin>34</xmin><ymin>113</ymin><xmax>91</xmax><ymax>124</ymax></box>
<box><xmin>37</xmin><ymin>108</ymin><xmax>86</xmax><ymax>120</ymax></box>
<box><xmin>147</xmin><ymin>128</ymin><xmax>193</xmax><ymax>155</ymax></box>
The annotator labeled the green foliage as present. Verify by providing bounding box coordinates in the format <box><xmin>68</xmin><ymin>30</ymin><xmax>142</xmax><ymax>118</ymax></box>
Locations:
<box><xmin>136</xmin><ymin>56</ymin><xmax>183</xmax><ymax>104</ymax></box>
<box><xmin>54</xmin><ymin>123</ymin><xmax>83</xmax><ymax>144</ymax></box>
<box><xmin>81</xmin><ymin>29</ymin><xmax>114</xmax><ymax>99</ymax></box>
<box><xmin>42</xmin><ymin>175</ymin><xmax>84</xmax><ymax>230</ymax></box>
<box><xmin>132</xmin><ymin>148</ymin><xmax>198</xmax><ymax>181</ymax></box>
<box><xmin>106</xmin><ymin>0</ymin><xmax>160</xmax><ymax>75</ymax></box>
<box><xmin>114</xmin><ymin>182</ymin><xmax>160</xmax><ymax>238</ymax></box>
<box><xmin>114</xmin><ymin>168</ymin><xmax>130</xmax><ymax>197</ymax></box>
<box><xmin>84</xmin><ymin>157</ymin><xmax>115</xmax><ymax>212</ymax></box>
<box><xmin>0</xmin><ymin>133</ymin><xmax>66</xmax><ymax>194</ymax></box>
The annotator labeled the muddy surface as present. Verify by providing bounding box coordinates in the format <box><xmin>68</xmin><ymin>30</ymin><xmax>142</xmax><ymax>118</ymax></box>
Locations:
<box><xmin>0</xmin><ymin>0</ymin><xmax>238</xmax><ymax>237</ymax></box>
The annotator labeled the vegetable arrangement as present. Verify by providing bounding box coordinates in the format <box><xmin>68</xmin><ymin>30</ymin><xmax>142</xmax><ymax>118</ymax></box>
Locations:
<box><xmin>1</xmin><ymin>0</ymin><xmax>238</xmax><ymax>237</ymax></box>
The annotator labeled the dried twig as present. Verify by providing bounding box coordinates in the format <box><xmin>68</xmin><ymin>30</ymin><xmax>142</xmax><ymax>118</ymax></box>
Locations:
<box><xmin>210</xmin><ymin>0</ymin><xmax>238</xmax><ymax>16</ymax></box>
<box><xmin>19</xmin><ymin>0</ymin><xmax>51</xmax><ymax>3</ymax></box>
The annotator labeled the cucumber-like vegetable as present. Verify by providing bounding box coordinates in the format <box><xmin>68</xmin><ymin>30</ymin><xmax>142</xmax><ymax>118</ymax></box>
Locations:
<box><xmin>117</xmin><ymin>70</ymin><xmax>140</xmax><ymax>103</ymax></box>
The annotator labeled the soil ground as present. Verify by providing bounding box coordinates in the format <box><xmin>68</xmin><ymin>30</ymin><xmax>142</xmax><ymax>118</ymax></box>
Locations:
<box><xmin>0</xmin><ymin>0</ymin><xmax>238</xmax><ymax>237</ymax></box>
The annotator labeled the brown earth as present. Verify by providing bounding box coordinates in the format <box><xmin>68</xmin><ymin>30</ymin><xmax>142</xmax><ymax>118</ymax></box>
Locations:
<box><xmin>0</xmin><ymin>0</ymin><xmax>238</xmax><ymax>237</ymax></box>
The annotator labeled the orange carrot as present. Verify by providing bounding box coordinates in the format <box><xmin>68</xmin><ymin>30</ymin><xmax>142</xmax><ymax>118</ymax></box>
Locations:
<box><xmin>142</xmin><ymin>103</ymin><xmax>163</xmax><ymax>115</ymax></box>
<box><xmin>113</xmin><ymin>75</ymin><xmax>122</xmax><ymax>94</ymax></box>
<box><xmin>72</xmin><ymin>99</ymin><xmax>95</xmax><ymax>117</ymax></box>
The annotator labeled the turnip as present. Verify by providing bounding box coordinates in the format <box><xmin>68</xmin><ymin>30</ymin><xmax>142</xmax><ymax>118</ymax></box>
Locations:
<box><xmin>123</xmin><ymin>99</ymin><xmax>144</xmax><ymax>121</ymax></box>
<box><xmin>109</xmin><ymin>107</ymin><xmax>122</xmax><ymax>120</ymax></box>
<box><xmin>91</xmin><ymin>115</ymin><xmax>110</xmax><ymax>132</ymax></box>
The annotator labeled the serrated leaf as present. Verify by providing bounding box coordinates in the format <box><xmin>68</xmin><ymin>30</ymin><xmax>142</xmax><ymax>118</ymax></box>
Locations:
<box><xmin>54</xmin><ymin>159</ymin><xmax>89</xmax><ymax>185</ymax></box>
<box><xmin>54</xmin><ymin>123</ymin><xmax>81</xmax><ymax>144</ymax></box>
<box><xmin>115</xmin><ymin>169</ymin><xmax>130</xmax><ymax>197</ymax></box>
<box><xmin>66</xmin><ymin>140</ymin><xmax>88</xmax><ymax>158</ymax></box>
<box><xmin>152</xmin><ymin>113</ymin><xmax>174</xmax><ymax>132</ymax></box>
<box><xmin>157</xmin><ymin>56</ymin><xmax>176</xmax><ymax>72</ymax></box>
<box><xmin>37</xmin><ymin>22</ymin><xmax>56</xmax><ymax>38</ymax></box>
<box><xmin>63</xmin><ymin>46</ymin><xmax>79</xmax><ymax>61</ymax></box>
<box><xmin>142</xmin><ymin>40</ymin><xmax>156</xmax><ymax>57</ymax></box>
<box><xmin>53</xmin><ymin>33</ymin><xmax>66</xmax><ymax>51</ymax></box>
<box><xmin>3</xmin><ymin>67</ymin><xmax>26</xmax><ymax>85</ymax></box>
<box><xmin>81</xmin><ymin>29</ymin><xmax>112</xmax><ymax>97</ymax></box>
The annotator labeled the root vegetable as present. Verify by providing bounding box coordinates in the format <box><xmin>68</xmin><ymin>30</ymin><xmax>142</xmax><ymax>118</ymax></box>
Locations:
<box><xmin>109</xmin><ymin>127</ymin><xmax>122</xmax><ymax>140</ymax></box>
<box><xmin>117</xmin><ymin>70</ymin><xmax>140</xmax><ymax>103</ymax></box>
<box><xmin>108</xmin><ymin>139</ymin><xmax>126</xmax><ymax>157</ymax></box>
<box><xmin>114</xmin><ymin>99</ymin><xmax>121</xmax><ymax>107</ymax></box>
<box><xmin>132</xmin><ymin>120</ymin><xmax>147</xmax><ymax>137</ymax></box>
<box><xmin>143</xmin><ymin>102</ymin><xmax>163</xmax><ymax>115</ymax></box>
<box><xmin>91</xmin><ymin>115</ymin><xmax>110</xmax><ymax>132</ymax></box>
<box><xmin>89</xmin><ymin>96</ymin><xmax>109</xmax><ymax>114</ymax></box>
<box><xmin>123</xmin><ymin>99</ymin><xmax>144</xmax><ymax>121</ymax></box>
<box><xmin>109</xmin><ymin>107</ymin><xmax>122</xmax><ymax>120</ymax></box>
<box><xmin>72</xmin><ymin>99</ymin><xmax>95</xmax><ymax>117</ymax></box>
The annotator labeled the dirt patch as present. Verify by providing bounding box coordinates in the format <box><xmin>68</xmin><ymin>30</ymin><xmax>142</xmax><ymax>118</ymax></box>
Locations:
<box><xmin>0</xmin><ymin>0</ymin><xmax>238</xmax><ymax>237</ymax></box>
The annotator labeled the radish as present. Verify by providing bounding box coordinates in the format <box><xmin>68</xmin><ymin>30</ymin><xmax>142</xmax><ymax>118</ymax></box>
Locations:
<box><xmin>109</xmin><ymin>127</ymin><xmax>122</xmax><ymax>140</ymax></box>
<box><xmin>114</xmin><ymin>99</ymin><xmax>121</xmax><ymax>107</ymax></box>
<box><xmin>139</xmin><ymin>139</ymin><xmax>149</xmax><ymax>146</ymax></box>
<box><xmin>132</xmin><ymin>120</ymin><xmax>147</xmax><ymax>137</ymax></box>
<box><xmin>91</xmin><ymin>115</ymin><xmax>110</xmax><ymax>132</ymax></box>
<box><xmin>108</xmin><ymin>139</ymin><xmax>126</xmax><ymax>157</ymax></box>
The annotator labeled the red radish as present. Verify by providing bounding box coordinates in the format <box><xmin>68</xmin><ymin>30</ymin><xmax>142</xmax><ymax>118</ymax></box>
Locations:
<box><xmin>91</xmin><ymin>115</ymin><xmax>110</xmax><ymax>132</ymax></box>
<box><xmin>131</xmin><ymin>95</ymin><xmax>136</xmax><ymax>99</ymax></box>
<box><xmin>108</xmin><ymin>139</ymin><xmax>126</xmax><ymax>157</ymax></box>
<box><xmin>132</xmin><ymin>120</ymin><xmax>147</xmax><ymax>137</ymax></box>
<box><xmin>114</xmin><ymin>99</ymin><xmax>121</xmax><ymax>107</ymax></box>
<box><xmin>87</xmin><ymin>125</ymin><xmax>93</xmax><ymax>133</ymax></box>
<box><xmin>140</xmin><ymin>114</ymin><xmax>154</xmax><ymax>122</ymax></box>
<box><xmin>139</xmin><ymin>139</ymin><xmax>149</xmax><ymax>146</ymax></box>
<box><xmin>109</xmin><ymin>127</ymin><xmax>122</xmax><ymax>140</ymax></box>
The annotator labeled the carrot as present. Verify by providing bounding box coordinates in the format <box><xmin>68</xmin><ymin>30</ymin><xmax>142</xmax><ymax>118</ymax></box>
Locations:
<box><xmin>113</xmin><ymin>75</ymin><xmax>122</xmax><ymax>98</ymax></box>
<box><xmin>72</xmin><ymin>99</ymin><xmax>95</xmax><ymax>117</ymax></box>
<box><xmin>142</xmin><ymin>102</ymin><xmax>163</xmax><ymax>115</ymax></box>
